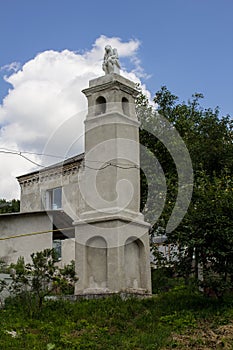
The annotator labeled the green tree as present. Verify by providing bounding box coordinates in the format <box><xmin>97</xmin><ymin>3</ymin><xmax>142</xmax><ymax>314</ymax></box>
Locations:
<box><xmin>154</xmin><ymin>86</ymin><xmax>233</xmax><ymax>175</ymax></box>
<box><xmin>188</xmin><ymin>171</ymin><xmax>233</xmax><ymax>296</ymax></box>
<box><xmin>0</xmin><ymin>199</ymin><xmax>20</xmax><ymax>213</ymax></box>
<box><xmin>138</xmin><ymin>86</ymin><xmax>233</xmax><ymax>296</ymax></box>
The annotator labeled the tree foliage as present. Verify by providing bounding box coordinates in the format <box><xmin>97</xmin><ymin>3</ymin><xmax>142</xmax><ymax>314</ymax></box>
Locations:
<box><xmin>138</xmin><ymin>86</ymin><xmax>233</xmax><ymax>296</ymax></box>
<box><xmin>0</xmin><ymin>199</ymin><xmax>20</xmax><ymax>213</ymax></box>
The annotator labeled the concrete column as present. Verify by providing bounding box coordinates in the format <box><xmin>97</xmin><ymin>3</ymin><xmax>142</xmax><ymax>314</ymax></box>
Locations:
<box><xmin>74</xmin><ymin>73</ymin><xmax>152</xmax><ymax>296</ymax></box>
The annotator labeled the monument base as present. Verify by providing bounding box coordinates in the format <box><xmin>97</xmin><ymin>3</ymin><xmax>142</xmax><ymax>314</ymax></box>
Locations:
<box><xmin>74</xmin><ymin>290</ymin><xmax>152</xmax><ymax>300</ymax></box>
<box><xmin>74</xmin><ymin>215</ymin><xmax>152</xmax><ymax>296</ymax></box>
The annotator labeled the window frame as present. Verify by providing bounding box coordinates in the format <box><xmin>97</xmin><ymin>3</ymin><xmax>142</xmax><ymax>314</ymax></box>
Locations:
<box><xmin>46</xmin><ymin>187</ymin><xmax>62</xmax><ymax>210</ymax></box>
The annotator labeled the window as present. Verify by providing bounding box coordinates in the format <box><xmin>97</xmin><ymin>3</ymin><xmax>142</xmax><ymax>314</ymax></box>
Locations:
<box><xmin>95</xmin><ymin>96</ymin><xmax>106</xmax><ymax>115</ymax></box>
<box><xmin>46</xmin><ymin>187</ymin><xmax>62</xmax><ymax>210</ymax></box>
<box><xmin>122</xmin><ymin>97</ymin><xmax>129</xmax><ymax>116</ymax></box>
<box><xmin>53</xmin><ymin>239</ymin><xmax>62</xmax><ymax>260</ymax></box>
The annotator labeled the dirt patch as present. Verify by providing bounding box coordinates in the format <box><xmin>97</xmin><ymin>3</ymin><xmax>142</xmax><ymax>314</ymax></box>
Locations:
<box><xmin>163</xmin><ymin>322</ymin><xmax>233</xmax><ymax>349</ymax></box>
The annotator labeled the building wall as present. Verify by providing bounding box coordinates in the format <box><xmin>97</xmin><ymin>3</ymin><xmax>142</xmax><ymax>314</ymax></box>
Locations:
<box><xmin>0</xmin><ymin>157</ymin><xmax>84</xmax><ymax>268</ymax></box>
<box><xmin>0</xmin><ymin>212</ymin><xmax>53</xmax><ymax>264</ymax></box>
<box><xmin>18</xmin><ymin>160</ymin><xmax>84</xmax><ymax>220</ymax></box>
<box><xmin>60</xmin><ymin>238</ymin><xmax>75</xmax><ymax>267</ymax></box>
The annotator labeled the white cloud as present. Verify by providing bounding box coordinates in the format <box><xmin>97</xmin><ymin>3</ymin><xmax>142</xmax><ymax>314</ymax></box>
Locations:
<box><xmin>0</xmin><ymin>36</ymin><xmax>151</xmax><ymax>199</ymax></box>
<box><xmin>130</xmin><ymin>55</ymin><xmax>152</xmax><ymax>80</ymax></box>
<box><xmin>0</xmin><ymin>61</ymin><xmax>21</xmax><ymax>73</ymax></box>
<box><xmin>85</xmin><ymin>35</ymin><xmax>141</xmax><ymax>61</ymax></box>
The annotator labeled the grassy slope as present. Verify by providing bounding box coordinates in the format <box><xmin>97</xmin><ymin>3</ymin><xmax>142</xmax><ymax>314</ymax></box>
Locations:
<box><xmin>0</xmin><ymin>287</ymin><xmax>232</xmax><ymax>350</ymax></box>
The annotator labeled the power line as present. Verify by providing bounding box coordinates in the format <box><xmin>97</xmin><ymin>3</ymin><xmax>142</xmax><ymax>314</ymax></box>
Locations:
<box><xmin>0</xmin><ymin>150</ymin><xmax>45</xmax><ymax>168</ymax></box>
<box><xmin>0</xmin><ymin>149</ymin><xmax>139</xmax><ymax>170</ymax></box>
<box><xmin>0</xmin><ymin>147</ymin><xmax>138</xmax><ymax>166</ymax></box>
<box><xmin>85</xmin><ymin>159</ymin><xmax>139</xmax><ymax>167</ymax></box>
<box><xmin>84</xmin><ymin>162</ymin><xmax>139</xmax><ymax>171</ymax></box>
<box><xmin>0</xmin><ymin>226</ymin><xmax>74</xmax><ymax>241</ymax></box>
<box><xmin>0</xmin><ymin>147</ymin><xmax>64</xmax><ymax>159</ymax></box>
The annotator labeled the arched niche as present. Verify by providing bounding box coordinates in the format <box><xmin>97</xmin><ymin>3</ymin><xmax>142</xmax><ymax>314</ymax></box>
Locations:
<box><xmin>124</xmin><ymin>237</ymin><xmax>143</xmax><ymax>289</ymax></box>
<box><xmin>95</xmin><ymin>96</ymin><xmax>106</xmax><ymax>116</ymax></box>
<box><xmin>86</xmin><ymin>236</ymin><xmax>107</xmax><ymax>288</ymax></box>
<box><xmin>122</xmin><ymin>97</ymin><xmax>129</xmax><ymax>116</ymax></box>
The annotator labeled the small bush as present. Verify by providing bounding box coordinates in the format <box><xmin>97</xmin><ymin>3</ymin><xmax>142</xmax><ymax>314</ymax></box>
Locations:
<box><xmin>151</xmin><ymin>267</ymin><xmax>182</xmax><ymax>293</ymax></box>
<box><xmin>7</xmin><ymin>249</ymin><xmax>77</xmax><ymax>315</ymax></box>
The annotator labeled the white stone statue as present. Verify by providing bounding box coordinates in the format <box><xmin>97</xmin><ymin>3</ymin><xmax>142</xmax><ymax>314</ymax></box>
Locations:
<box><xmin>102</xmin><ymin>45</ymin><xmax>121</xmax><ymax>75</ymax></box>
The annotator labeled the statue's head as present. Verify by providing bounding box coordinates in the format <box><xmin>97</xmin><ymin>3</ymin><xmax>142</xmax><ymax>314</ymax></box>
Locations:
<box><xmin>105</xmin><ymin>45</ymin><xmax>112</xmax><ymax>53</ymax></box>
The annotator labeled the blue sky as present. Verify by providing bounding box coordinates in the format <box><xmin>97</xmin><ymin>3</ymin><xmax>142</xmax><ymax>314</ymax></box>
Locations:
<box><xmin>0</xmin><ymin>0</ymin><xmax>232</xmax><ymax>115</ymax></box>
<box><xmin>0</xmin><ymin>0</ymin><xmax>232</xmax><ymax>199</ymax></box>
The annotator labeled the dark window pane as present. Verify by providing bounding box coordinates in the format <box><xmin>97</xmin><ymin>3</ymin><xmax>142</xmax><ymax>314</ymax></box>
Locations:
<box><xmin>53</xmin><ymin>187</ymin><xmax>62</xmax><ymax>209</ymax></box>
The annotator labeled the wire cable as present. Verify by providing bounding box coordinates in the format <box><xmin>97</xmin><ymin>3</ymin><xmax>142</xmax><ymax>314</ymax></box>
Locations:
<box><xmin>0</xmin><ymin>149</ymin><xmax>139</xmax><ymax>170</ymax></box>
<box><xmin>0</xmin><ymin>150</ymin><xmax>45</xmax><ymax>168</ymax></box>
<box><xmin>0</xmin><ymin>147</ymin><xmax>64</xmax><ymax>159</ymax></box>
<box><xmin>0</xmin><ymin>226</ymin><xmax>74</xmax><ymax>241</ymax></box>
<box><xmin>84</xmin><ymin>163</ymin><xmax>139</xmax><ymax>170</ymax></box>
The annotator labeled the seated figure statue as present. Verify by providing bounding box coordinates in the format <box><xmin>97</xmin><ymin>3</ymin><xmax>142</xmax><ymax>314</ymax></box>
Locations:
<box><xmin>102</xmin><ymin>45</ymin><xmax>121</xmax><ymax>75</ymax></box>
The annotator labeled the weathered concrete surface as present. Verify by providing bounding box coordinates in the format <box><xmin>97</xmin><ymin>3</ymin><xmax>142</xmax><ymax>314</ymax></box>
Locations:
<box><xmin>0</xmin><ymin>211</ymin><xmax>53</xmax><ymax>264</ymax></box>
<box><xmin>75</xmin><ymin>73</ymin><xmax>152</xmax><ymax>296</ymax></box>
<box><xmin>17</xmin><ymin>154</ymin><xmax>84</xmax><ymax>220</ymax></box>
<box><xmin>60</xmin><ymin>238</ymin><xmax>75</xmax><ymax>267</ymax></box>
<box><xmin>0</xmin><ymin>210</ymin><xmax>76</xmax><ymax>266</ymax></box>
<box><xmin>75</xmin><ymin>217</ymin><xmax>151</xmax><ymax>295</ymax></box>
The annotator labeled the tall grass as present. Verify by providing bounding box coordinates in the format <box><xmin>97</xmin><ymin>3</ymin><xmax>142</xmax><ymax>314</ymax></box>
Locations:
<box><xmin>0</xmin><ymin>286</ymin><xmax>232</xmax><ymax>350</ymax></box>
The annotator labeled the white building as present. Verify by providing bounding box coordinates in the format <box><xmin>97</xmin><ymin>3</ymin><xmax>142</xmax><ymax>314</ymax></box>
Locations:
<box><xmin>0</xmin><ymin>154</ymin><xmax>84</xmax><ymax>265</ymax></box>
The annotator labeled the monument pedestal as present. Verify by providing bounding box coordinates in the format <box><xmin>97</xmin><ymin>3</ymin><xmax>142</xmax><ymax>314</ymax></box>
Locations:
<box><xmin>74</xmin><ymin>215</ymin><xmax>151</xmax><ymax>296</ymax></box>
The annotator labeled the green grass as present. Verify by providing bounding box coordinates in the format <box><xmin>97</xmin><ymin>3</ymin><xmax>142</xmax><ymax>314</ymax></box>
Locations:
<box><xmin>0</xmin><ymin>286</ymin><xmax>232</xmax><ymax>350</ymax></box>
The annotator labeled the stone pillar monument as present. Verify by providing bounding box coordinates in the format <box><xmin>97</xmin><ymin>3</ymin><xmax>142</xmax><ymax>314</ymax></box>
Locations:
<box><xmin>74</xmin><ymin>46</ymin><xmax>151</xmax><ymax>296</ymax></box>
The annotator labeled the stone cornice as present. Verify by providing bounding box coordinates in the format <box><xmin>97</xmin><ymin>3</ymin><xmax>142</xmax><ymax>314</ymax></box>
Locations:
<box><xmin>82</xmin><ymin>73</ymin><xmax>139</xmax><ymax>98</ymax></box>
<box><xmin>17</xmin><ymin>154</ymin><xmax>84</xmax><ymax>187</ymax></box>
<box><xmin>82</xmin><ymin>80</ymin><xmax>139</xmax><ymax>98</ymax></box>
<box><xmin>84</xmin><ymin>111</ymin><xmax>140</xmax><ymax>127</ymax></box>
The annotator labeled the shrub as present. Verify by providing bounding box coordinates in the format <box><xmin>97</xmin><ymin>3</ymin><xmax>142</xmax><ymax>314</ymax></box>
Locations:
<box><xmin>8</xmin><ymin>249</ymin><xmax>78</xmax><ymax>314</ymax></box>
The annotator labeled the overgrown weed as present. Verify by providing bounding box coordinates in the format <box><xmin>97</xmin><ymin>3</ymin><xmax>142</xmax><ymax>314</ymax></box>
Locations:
<box><xmin>1</xmin><ymin>286</ymin><xmax>232</xmax><ymax>349</ymax></box>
